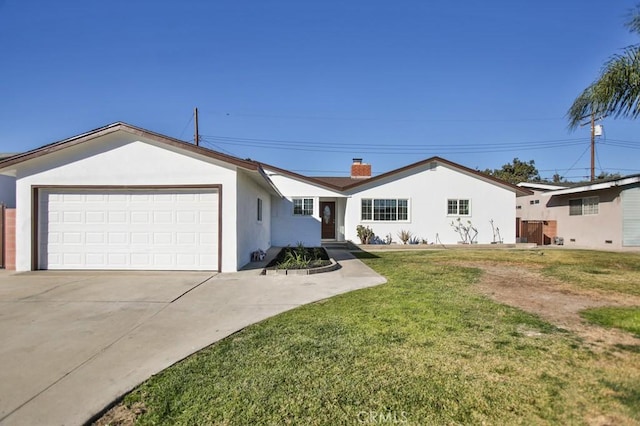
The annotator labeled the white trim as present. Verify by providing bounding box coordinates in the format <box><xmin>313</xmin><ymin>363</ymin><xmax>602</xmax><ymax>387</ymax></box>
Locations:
<box><xmin>446</xmin><ymin>198</ymin><xmax>471</xmax><ymax>217</ymax></box>
<box><xmin>360</xmin><ymin>197</ymin><xmax>410</xmax><ymax>222</ymax></box>
<box><xmin>292</xmin><ymin>197</ymin><xmax>314</xmax><ymax>216</ymax></box>
<box><xmin>549</xmin><ymin>176</ymin><xmax>640</xmax><ymax>196</ymax></box>
<box><xmin>517</xmin><ymin>182</ymin><xmax>567</xmax><ymax>191</ymax></box>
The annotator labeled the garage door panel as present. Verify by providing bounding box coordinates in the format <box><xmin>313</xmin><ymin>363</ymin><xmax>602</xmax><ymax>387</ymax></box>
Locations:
<box><xmin>38</xmin><ymin>188</ymin><xmax>219</xmax><ymax>271</ymax></box>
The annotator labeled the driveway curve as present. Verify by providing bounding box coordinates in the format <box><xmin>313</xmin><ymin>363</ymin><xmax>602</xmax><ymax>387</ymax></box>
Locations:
<box><xmin>0</xmin><ymin>249</ymin><xmax>385</xmax><ymax>425</ymax></box>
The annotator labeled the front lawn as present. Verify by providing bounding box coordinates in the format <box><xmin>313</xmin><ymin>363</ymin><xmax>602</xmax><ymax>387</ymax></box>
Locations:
<box><xmin>116</xmin><ymin>250</ymin><xmax>640</xmax><ymax>425</ymax></box>
<box><xmin>581</xmin><ymin>307</ymin><xmax>640</xmax><ymax>337</ymax></box>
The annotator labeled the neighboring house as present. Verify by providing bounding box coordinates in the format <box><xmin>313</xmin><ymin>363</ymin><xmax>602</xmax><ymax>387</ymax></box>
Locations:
<box><xmin>0</xmin><ymin>122</ymin><xmax>529</xmax><ymax>272</ymax></box>
<box><xmin>516</xmin><ymin>176</ymin><xmax>640</xmax><ymax>249</ymax></box>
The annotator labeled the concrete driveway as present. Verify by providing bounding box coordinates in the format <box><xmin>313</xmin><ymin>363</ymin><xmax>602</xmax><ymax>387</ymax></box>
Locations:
<box><xmin>0</xmin><ymin>249</ymin><xmax>385</xmax><ymax>425</ymax></box>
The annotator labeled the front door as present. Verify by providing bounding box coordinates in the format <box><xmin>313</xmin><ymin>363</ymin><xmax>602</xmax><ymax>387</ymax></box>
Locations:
<box><xmin>320</xmin><ymin>201</ymin><xmax>336</xmax><ymax>239</ymax></box>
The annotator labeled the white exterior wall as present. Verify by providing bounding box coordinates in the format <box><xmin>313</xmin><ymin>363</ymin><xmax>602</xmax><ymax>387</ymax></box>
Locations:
<box><xmin>265</xmin><ymin>169</ymin><xmax>344</xmax><ymax>247</ymax></box>
<box><xmin>0</xmin><ymin>175</ymin><xmax>16</xmax><ymax>208</ymax></box>
<box><xmin>236</xmin><ymin>170</ymin><xmax>271</xmax><ymax>267</ymax></box>
<box><xmin>12</xmin><ymin>132</ymin><xmax>240</xmax><ymax>272</ymax></box>
<box><xmin>345</xmin><ymin>163</ymin><xmax>516</xmax><ymax>244</ymax></box>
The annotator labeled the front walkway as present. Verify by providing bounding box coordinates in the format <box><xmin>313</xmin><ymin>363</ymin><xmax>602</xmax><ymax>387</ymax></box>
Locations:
<box><xmin>0</xmin><ymin>250</ymin><xmax>385</xmax><ymax>426</ymax></box>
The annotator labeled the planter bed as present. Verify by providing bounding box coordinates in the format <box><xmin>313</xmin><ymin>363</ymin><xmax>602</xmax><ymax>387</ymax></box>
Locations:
<box><xmin>262</xmin><ymin>247</ymin><xmax>340</xmax><ymax>275</ymax></box>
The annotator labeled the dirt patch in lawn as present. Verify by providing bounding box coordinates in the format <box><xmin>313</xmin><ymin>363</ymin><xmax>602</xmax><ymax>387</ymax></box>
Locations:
<box><xmin>468</xmin><ymin>262</ymin><xmax>640</xmax><ymax>351</ymax></box>
<box><xmin>92</xmin><ymin>402</ymin><xmax>145</xmax><ymax>426</ymax></box>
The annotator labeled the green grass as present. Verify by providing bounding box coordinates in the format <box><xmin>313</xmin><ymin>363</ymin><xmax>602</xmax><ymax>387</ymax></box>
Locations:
<box><xmin>123</xmin><ymin>250</ymin><xmax>640</xmax><ymax>425</ymax></box>
<box><xmin>404</xmin><ymin>248</ymin><xmax>640</xmax><ymax>297</ymax></box>
<box><xmin>581</xmin><ymin>307</ymin><xmax>640</xmax><ymax>337</ymax></box>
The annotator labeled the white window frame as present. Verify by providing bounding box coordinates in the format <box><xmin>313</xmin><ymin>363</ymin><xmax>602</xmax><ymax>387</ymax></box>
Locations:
<box><xmin>360</xmin><ymin>198</ymin><xmax>410</xmax><ymax>222</ymax></box>
<box><xmin>447</xmin><ymin>199</ymin><xmax>471</xmax><ymax>216</ymax></box>
<box><xmin>257</xmin><ymin>198</ymin><xmax>263</xmax><ymax>222</ymax></box>
<box><xmin>293</xmin><ymin>198</ymin><xmax>314</xmax><ymax>216</ymax></box>
<box><xmin>569</xmin><ymin>196</ymin><xmax>599</xmax><ymax>216</ymax></box>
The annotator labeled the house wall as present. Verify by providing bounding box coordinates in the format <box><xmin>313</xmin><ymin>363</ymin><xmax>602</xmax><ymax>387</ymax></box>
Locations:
<box><xmin>622</xmin><ymin>185</ymin><xmax>640</xmax><ymax>246</ymax></box>
<box><xmin>4</xmin><ymin>208</ymin><xmax>16</xmax><ymax>269</ymax></box>
<box><xmin>344</xmin><ymin>162</ymin><xmax>516</xmax><ymax>244</ymax></box>
<box><xmin>11</xmin><ymin>132</ymin><xmax>240</xmax><ymax>272</ymax></box>
<box><xmin>265</xmin><ymin>169</ymin><xmax>344</xmax><ymax>247</ymax></box>
<box><xmin>517</xmin><ymin>187</ymin><xmax>625</xmax><ymax>249</ymax></box>
<box><xmin>236</xmin><ymin>170</ymin><xmax>271</xmax><ymax>267</ymax></box>
<box><xmin>0</xmin><ymin>175</ymin><xmax>16</xmax><ymax>208</ymax></box>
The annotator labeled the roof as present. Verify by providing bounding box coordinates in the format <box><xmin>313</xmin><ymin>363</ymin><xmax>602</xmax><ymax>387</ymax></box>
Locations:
<box><xmin>517</xmin><ymin>182</ymin><xmax>568</xmax><ymax>191</ymax></box>
<box><xmin>0</xmin><ymin>122</ymin><xmax>532</xmax><ymax>197</ymax></box>
<box><xmin>0</xmin><ymin>122</ymin><xmax>283</xmax><ymax>197</ymax></box>
<box><xmin>312</xmin><ymin>176</ymin><xmax>366</xmax><ymax>187</ymax></box>
<box><xmin>546</xmin><ymin>174</ymin><xmax>640</xmax><ymax>196</ymax></box>
<box><xmin>260</xmin><ymin>156</ymin><xmax>530</xmax><ymax>196</ymax></box>
<box><xmin>0</xmin><ymin>122</ymin><xmax>261</xmax><ymax>172</ymax></box>
<box><xmin>340</xmin><ymin>156</ymin><xmax>532</xmax><ymax>196</ymax></box>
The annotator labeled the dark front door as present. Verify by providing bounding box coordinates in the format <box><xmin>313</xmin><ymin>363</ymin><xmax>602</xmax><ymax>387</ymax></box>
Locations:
<box><xmin>320</xmin><ymin>201</ymin><xmax>336</xmax><ymax>239</ymax></box>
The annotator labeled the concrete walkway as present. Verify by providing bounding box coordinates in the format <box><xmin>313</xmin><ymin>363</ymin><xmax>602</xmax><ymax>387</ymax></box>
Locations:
<box><xmin>0</xmin><ymin>250</ymin><xmax>385</xmax><ymax>425</ymax></box>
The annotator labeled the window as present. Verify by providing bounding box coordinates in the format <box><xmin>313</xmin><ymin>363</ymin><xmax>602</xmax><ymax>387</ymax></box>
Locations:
<box><xmin>257</xmin><ymin>198</ymin><xmax>263</xmax><ymax>222</ymax></box>
<box><xmin>529</xmin><ymin>199</ymin><xmax>540</xmax><ymax>205</ymax></box>
<box><xmin>293</xmin><ymin>198</ymin><xmax>313</xmax><ymax>216</ymax></box>
<box><xmin>447</xmin><ymin>199</ymin><xmax>470</xmax><ymax>216</ymax></box>
<box><xmin>583</xmin><ymin>196</ymin><xmax>599</xmax><ymax>215</ymax></box>
<box><xmin>569</xmin><ymin>196</ymin><xmax>599</xmax><ymax>216</ymax></box>
<box><xmin>361</xmin><ymin>198</ymin><xmax>409</xmax><ymax>221</ymax></box>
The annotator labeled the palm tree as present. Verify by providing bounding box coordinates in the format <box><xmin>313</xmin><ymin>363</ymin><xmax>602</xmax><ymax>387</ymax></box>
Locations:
<box><xmin>567</xmin><ymin>6</ymin><xmax>640</xmax><ymax>129</ymax></box>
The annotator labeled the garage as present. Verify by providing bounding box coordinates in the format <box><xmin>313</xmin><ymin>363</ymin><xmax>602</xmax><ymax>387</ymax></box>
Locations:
<box><xmin>36</xmin><ymin>187</ymin><xmax>220</xmax><ymax>271</ymax></box>
<box><xmin>622</xmin><ymin>186</ymin><xmax>640</xmax><ymax>246</ymax></box>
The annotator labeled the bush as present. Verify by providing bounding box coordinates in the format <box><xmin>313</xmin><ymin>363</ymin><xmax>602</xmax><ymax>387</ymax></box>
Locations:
<box><xmin>356</xmin><ymin>225</ymin><xmax>375</xmax><ymax>244</ymax></box>
<box><xmin>397</xmin><ymin>229</ymin><xmax>413</xmax><ymax>244</ymax></box>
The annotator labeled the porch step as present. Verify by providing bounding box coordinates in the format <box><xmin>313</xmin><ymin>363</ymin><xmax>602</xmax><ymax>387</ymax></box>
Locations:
<box><xmin>321</xmin><ymin>241</ymin><xmax>360</xmax><ymax>251</ymax></box>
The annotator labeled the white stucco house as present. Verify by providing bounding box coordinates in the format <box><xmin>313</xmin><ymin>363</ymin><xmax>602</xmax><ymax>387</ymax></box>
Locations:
<box><xmin>0</xmin><ymin>122</ymin><xmax>529</xmax><ymax>272</ymax></box>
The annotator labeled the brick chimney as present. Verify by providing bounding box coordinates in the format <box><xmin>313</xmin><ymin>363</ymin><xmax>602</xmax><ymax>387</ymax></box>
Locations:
<box><xmin>350</xmin><ymin>158</ymin><xmax>371</xmax><ymax>179</ymax></box>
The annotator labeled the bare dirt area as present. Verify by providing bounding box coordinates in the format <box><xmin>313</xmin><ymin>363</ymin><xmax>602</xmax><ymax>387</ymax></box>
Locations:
<box><xmin>470</xmin><ymin>262</ymin><xmax>640</xmax><ymax>351</ymax></box>
<box><xmin>92</xmin><ymin>402</ymin><xmax>145</xmax><ymax>426</ymax></box>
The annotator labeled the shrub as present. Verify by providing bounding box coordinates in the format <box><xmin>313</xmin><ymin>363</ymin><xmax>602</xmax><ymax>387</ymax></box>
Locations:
<box><xmin>451</xmin><ymin>218</ymin><xmax>478</xmax><ymax>244</ymax></box>
<box><xmin>397</xmin><ymin>229</ymin><xmax>413</xmax><ymax>244</ymax></box>
<box><xmin>356</xmin><ymin>225</ymin><xmax>375</xmax><ymax>244</ymax></box>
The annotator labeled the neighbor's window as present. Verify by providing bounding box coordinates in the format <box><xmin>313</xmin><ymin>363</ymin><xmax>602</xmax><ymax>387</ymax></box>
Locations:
<box><xmin>257</xmin><ymin>198</ymin><xmax>263</xmax><ymax>221</ymax></box>
<box><xmin>447</xmin><ymin>199</ymin><xmax>470</xmax><ymax>216</ymax></box>
<box><xmin>361</xmin><ymin>198</ymin><xmax>408</xmax><ymax>221</ymax></box>
<box><xmin>570</xmin><ymin>196</ymin><xmax>599</xmax><ymax>216</ymax></box>
<box><xmin>293</xmin><ymin>198</ymin><xmax>313</xmax><ymax>216</ymax></box>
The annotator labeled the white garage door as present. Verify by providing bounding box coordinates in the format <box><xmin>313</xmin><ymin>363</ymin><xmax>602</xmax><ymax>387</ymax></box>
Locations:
<box><xmin>38</xmin><ymin>188</ymin><xmax>219</xmax><ymax>270</ymax></box>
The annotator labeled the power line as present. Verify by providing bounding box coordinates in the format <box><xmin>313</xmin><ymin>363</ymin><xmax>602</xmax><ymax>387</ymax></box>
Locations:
<box><xmin>202</xmin><ymin>136</ymin><xmax>588</xmax><ymax>155</ymax></box>
<box><xmin>198</xmin><ymin>138</ymin><xmax>240</xmax><ymax>158</ymax></box>
<box><xmin>202</xmin><ymin>110</ymin><xmax>565</xmax><ymax>124</ymax></box>
<box><xmin>201</xmin><ymin>134</ymin><xmax>586</xmax><ymax>149</ymax></box>
<box><xmin>560</xmin><ymin>144</ymin><xmax>591</xmax><ymax>180</ymax></box>
<box><xmin>178</xmin><ymin>112</ymin><xmax>194</xmax><ymax>141</ymax></box>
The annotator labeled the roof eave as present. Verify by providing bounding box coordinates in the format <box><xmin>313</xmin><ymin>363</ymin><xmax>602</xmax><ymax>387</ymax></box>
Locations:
<box><xmin>258</xmin><ymin>162</ymin><xmax>346</xmax><ymax>192</ymax></box>
<box><xmin>549</xmin><ymin>176</ymin><xmax>640</xmax><ymax>196</ymax></box>
<box><xmin>0</xmin><ymin>122</ymin><xmax>260</xmax><ymax>173</ymax></box>
<box><xmin>341</xmin><ymin>156</ymin><xmax>533</xmax><ymax>196</ymax></box>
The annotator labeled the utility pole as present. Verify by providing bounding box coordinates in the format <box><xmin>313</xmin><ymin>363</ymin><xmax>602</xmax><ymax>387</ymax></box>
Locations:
<box><xmin>580</xmin><ymin>112</ymin><xmax>605</xmax><ymax>182</ymax></box>
<box><xmin>590</xmin><ymin>112</ymin><xmax>595</xmax><ymax>182</ymax></box>
<box><xmin>194</xmin><ymin>107</ymin><xmax>200</xmax><ymax>146</ymax></box>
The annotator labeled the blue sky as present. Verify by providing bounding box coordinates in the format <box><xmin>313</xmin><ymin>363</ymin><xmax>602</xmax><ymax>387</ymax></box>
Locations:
<box><xmin>1</xmin><ymin>0</ymin><xmax>639</xmax><ymax>180</ymax></box>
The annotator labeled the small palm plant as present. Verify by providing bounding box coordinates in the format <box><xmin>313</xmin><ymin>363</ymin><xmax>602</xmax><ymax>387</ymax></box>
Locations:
<box><xmin>397</xmin><ymin>229</ymin><xmax>413</xmax><ymax>245</ymax></box>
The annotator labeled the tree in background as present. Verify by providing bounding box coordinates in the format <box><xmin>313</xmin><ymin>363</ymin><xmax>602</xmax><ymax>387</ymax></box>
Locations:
<box><xmin>483</xmin><ymin>158</ymin><xmax>540</xmax><ymax>184</ymax></box>
<box><xmin>567</xmin><ymin>5</ymin><xmax>640</xmax><ymax>128</ymax></box>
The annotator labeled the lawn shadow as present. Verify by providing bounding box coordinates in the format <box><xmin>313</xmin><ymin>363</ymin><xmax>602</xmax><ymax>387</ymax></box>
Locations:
<box><xmin>615</xmin><ymin>344</ymin><xmax>640</xmax><ymax>354</ymax></box>
<box><xmin>352</xmin><ymin>251</ymin><xmax>381</xmax><ymax>259</ymax></box>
